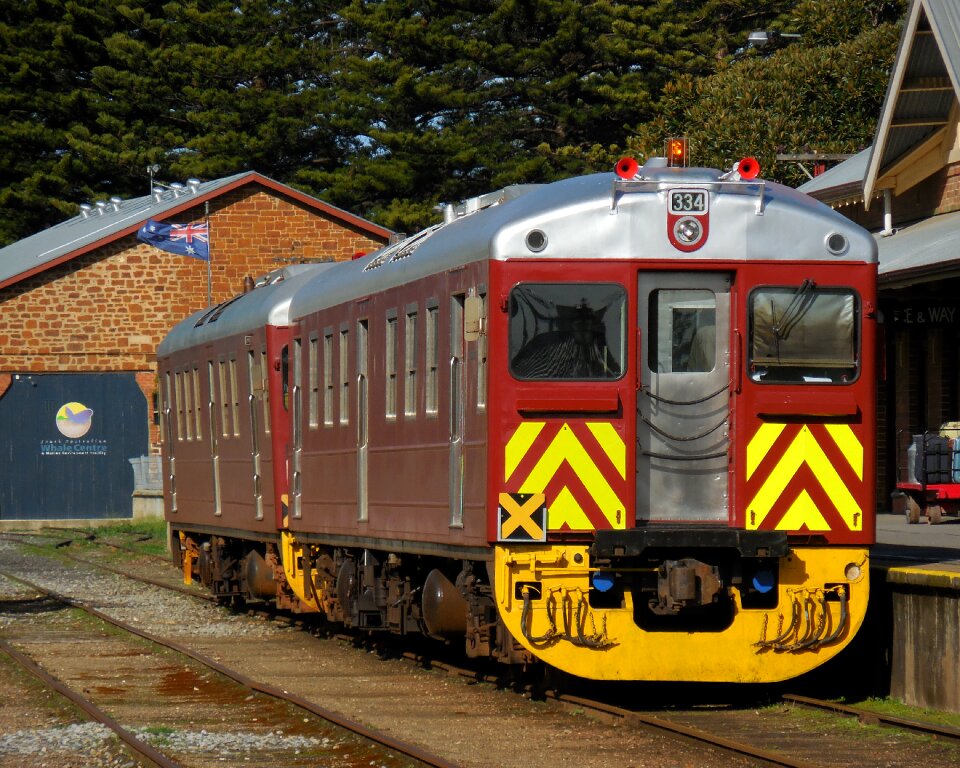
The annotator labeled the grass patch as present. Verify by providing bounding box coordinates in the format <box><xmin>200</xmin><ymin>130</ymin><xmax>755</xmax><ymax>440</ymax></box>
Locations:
<box><xmin>845</xmin><ymin>696</ymin><xmax>960</xmax><ymax>730</ymax></box>
<box><xmin>76</xmin><ymin>519</ymin><xmax>170</xmax><ymax>558</ymax></box>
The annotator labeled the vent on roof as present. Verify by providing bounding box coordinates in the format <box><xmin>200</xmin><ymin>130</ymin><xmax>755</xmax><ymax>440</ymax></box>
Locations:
<box><xmin>78</xmin><ymin>196</ymin><xmax>125</xmax><ymax>218</ymax></box>
<box><xmin>149</xmin><ymin>167</ymin><xmax>204</xmax><ymax>202</ymax></box>
<box><xmin>363</xmin><ymin>223</ymin><xmax>444</xmax><ymax>271</ymax></box>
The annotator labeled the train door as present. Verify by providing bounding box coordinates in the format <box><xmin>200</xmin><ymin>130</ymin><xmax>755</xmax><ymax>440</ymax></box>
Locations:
<box><xmin>207</xmin><ymin>360</ymin><xmax>222</xmax><ymax>516</ymax></box>
<box><xmin>357</xmin><ymin>319</ymin><xmax>369</xmax><ymax>522</ymax></box>
<box><xmin>247</xmin><ymin>350</ymin><xmax>264</xmax><ymax>521</ymax></box>
<box><xmin>636</xmin><ymin>272</ymin><xmax>731</xmax><ymax>522</ymax></box>
<box><xmin>449</xmin><ymin>295</ymin><xmax>465</xmax><ymax>527</ymax></box>
<box><xmin>291</xmin><ymin>340</ymin><xmax>302</xmax><ymax>519</ymax></box>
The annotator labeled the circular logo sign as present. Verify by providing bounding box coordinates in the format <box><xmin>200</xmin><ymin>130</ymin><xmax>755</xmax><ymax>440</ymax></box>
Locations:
<box><xmin>55</xmin><ymin>402</ymin><xmax>94</xmax><ymax>439</ymax></box>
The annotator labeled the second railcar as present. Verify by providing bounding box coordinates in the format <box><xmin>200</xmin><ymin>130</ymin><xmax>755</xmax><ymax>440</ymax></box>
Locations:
<box><xmin>159</xmin><ymin>156</ymin><xmax>877</xmax><ymax>682</ymax></box>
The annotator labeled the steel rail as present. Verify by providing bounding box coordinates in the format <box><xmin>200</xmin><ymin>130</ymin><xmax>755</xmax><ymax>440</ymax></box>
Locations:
<box><xmin>0</xmin><ymin>636</ymin><xmax>184</xmax><ymax>768</ymax></box>
<box><xmin>783</xmin><ymin>693</ymin><xmax>960</xmax><ymax>743</ymax></box>
<box><xmin>0</xmin><ymin>569</ymin><xmax>459</xmax><ymax>768</ymax></box>
<box><xmin>539</xmin><ymin>692</ymin><xmax>825</xmax><ymax>768</ymax></box>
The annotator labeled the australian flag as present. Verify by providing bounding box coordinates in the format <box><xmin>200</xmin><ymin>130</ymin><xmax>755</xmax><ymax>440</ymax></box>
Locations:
<box><xmin>138</xmin><ymin>219</ymin><xmax>210</xmax><ymax>260</ymax></box>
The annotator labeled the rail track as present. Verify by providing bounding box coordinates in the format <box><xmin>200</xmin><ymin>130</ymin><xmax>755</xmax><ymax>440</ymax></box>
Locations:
<box><xmin>0</xmin><ymin>565</ymin><xmax>456</xmax><ymax>768</ymax></box>
<box><xmin>3</xmin><ymin>529</ymin><xmax>960</xmax><ymax>768</ymax></box>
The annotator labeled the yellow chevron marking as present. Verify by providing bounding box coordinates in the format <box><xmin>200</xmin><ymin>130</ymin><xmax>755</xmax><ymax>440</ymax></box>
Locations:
<box><xmin>824</xmin><ymin>423</ymin><xmax>864</xmax><ymax>481</ymax></box>
<box><xmin>505</xmin><ymin>421</ymin><xmax>544</xmax><ymax>482</ymax></box>
<box><xmin>546</xmin><ymin>486</ymin><xmax>593</xmax><ymax>530</ymax></box>
<box><xmin>518</xmin><ymin>423</ymin><xmax>625</xmax><ymax>529</ymax></box>
<box><xmin>747</xmin><ymin>425</ymin><xmax>862</xmax><ymax>531</ymax></box>
<box><xmin>747</xmin><ymin>422</ymin><xmax>785</xmax><ymax>480</ymax></box>
<box><xmin>776</xmin><ymin>489</ymin><xmax>831</xmax><ymax>531</ymax></box>
<box><xmin>586</xmin><ymin>422</ymin><xmax>626</xmax><ymax>479</ymax></box>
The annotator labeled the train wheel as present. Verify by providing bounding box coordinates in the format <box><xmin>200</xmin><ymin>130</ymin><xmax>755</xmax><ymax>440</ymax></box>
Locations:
<box><xmin>926</xmin><ymin>504</ymin><xmax>943</xmax><ymax>525</ymax></box>
<box><xmin>906</xmin><ymin>496</ymin><xmax>921</xmax><ymax>524</ymax></box>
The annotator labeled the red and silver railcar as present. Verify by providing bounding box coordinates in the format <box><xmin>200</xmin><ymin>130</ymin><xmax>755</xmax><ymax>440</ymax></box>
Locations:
<box><xmin>159</xmin><ymin>156</ymin><xmax>877</xmax><ymax>682</ymax></box>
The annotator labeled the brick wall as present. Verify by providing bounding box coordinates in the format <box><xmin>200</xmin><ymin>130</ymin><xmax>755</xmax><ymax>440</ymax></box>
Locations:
<box><xmin>0</xmin><ymin>185</ymin><xmax>387</xmax><ymax>449</ymax></box>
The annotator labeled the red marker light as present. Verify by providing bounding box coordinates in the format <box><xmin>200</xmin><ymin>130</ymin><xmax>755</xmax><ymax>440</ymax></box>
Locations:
<box><xmin>737</xmin><ymin>157</ymin><xmax>760</xmax><ymax>180</ymax></box>
<box><xmin>615</xmin><ymin>157</ymin><xmax>639</xmax><ymax>179</ymax></box>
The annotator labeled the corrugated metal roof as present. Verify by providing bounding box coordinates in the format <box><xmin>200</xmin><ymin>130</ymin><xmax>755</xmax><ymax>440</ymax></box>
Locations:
<box><xmin>797</xmin><ymin>147</ymin><xmax>871</xmax><ymax>198</ymax></box>
<box><xmin>0</xmin><ymin>171</ymin><xmax>391</xmax><ymax>290</ymax></box>
<box><xmin>877</xmin><ymin>208</ymin><xmax>960</xmax><ymax>283</ymax></box>
<box><xmin>864</xmin><ymin>0</ymin><xmax>960</xmax><ymax>206</ymax></box>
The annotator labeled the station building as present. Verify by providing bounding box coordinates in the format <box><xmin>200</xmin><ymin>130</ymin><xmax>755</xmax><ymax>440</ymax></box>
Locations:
<box><xmin>798</xmin><ymin>0</ymin><xmax>960</xmax><ymax>510</ymax></box>
<box><xmin>0</xmin><ymin>173</ymin><xmax>390</xmax><ymax>523</ymax></box>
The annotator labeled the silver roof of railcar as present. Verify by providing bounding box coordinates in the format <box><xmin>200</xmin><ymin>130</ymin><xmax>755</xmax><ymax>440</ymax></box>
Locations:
<box><xmin>160</xmin><ymin>164</ymin><xmax>878</xmax><ymax>355</ymax></box>
<box><xmin>158</xmin><ymin>264</ymin><xmax>334</xmax><ymax>357</ymax></box>
<box><xmin>287</xmin><ymin>164</ymin><xmax>876</xmax><ymax>319</ymax></box>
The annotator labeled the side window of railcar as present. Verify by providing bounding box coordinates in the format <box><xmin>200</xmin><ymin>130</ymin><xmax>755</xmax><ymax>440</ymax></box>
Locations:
<box><xmin>339</xmin><ymin>327</ymin><xmax>350</xmax><ymax>426</ymax></box>
<box><xmin>219</xmin><ymin>360</ymin><xmax>231</xmax><ymax>437</ymax></box>
<box><xmin>308</xmin><ymin>334</ymin><xmax>319</xmax><ymax>429</ymax></box>
<box><xmin>386</xmin><ymin>312</ymin><xmax>398</xmax><ymax>420</ymax></box>
<box><xmin>175</xmin><ymin>371</ymin><xmax>185</xmax><ymax>440</ymax></box>
<box><xmin>509</xmin><ymin>283</ymin><xmax>626</xmax><ymax>380</ymax></box>
<box><xmin>748</xmin><ymin>284</ymin><xmax>858</xmax><ymax>384</ymax></box>
<box><xmin>229</xmin><ymin>357</ymin><xmax>240</xmax><ymax>437</ymax></box>
<box><xmin>192</xmin><ymin>368</ymin><xmax>203</xmax><ymax>441</ymax></box>
<box><xmin>405</xmin><ymin>307</ymin><xmax>418</xmax><ymax>416</ymax></box>
<box><xmin>323</xmin><ymin>330</ymin><xmax>334</xmax><ymax>426</ymax></box>
<box><xmin>426</xmin><ymin>302</ymin><xmax>439</xmax><ymax>416</ymax></box>
<box><xmin>648</xmin><ymin>289</ymin><xmax>716</xmax><ymax>374</ymax></box>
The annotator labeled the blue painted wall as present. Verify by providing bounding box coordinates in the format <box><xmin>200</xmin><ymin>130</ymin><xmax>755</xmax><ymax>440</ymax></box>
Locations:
<box><xmin>0</xmin><ymin>373</ymin><xmax>148</xmax><ymax>519</ymax></box>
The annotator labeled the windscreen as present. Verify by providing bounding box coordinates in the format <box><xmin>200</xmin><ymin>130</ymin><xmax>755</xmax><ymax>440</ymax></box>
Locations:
<box><xmin>749</xmin><ymin>283</ymin><xmax>858</xmax><ymax>384</ymax></box>
<box><xmin>509</xmin><ymin>283</ymin><xmax>626</xmax><ymax>380</ymax></box>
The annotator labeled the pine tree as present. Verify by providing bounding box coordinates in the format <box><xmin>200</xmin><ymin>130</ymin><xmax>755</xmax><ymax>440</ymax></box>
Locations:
<box><xmin>0</xmin><ymin>0</ymin><xmax>345</xmax><ymax>245</ymax></box>
<box><xmin>307</xmin><ymin>0</ymin><xmax>795</xmax><ymax>233</ymax></box>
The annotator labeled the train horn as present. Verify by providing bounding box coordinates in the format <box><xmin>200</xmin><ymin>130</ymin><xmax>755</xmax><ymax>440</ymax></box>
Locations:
<box><xmin>615</xmin><ymin>157</ymin><xmax>640</xmax><ymax>180</ymax></box>
<box><xmin>737</xmin><ymin>156</ymin><xmax>760</xmax><ymax>180</ymax></box>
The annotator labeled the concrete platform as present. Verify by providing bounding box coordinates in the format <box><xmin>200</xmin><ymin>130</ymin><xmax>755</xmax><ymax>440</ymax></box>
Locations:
<box><xmin>871</xmin><ymin>512</ymin><xmax>960</xmax><ymax>713</ymax></box>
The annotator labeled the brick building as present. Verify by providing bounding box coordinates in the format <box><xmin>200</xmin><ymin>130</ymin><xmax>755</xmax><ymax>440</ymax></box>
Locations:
<box><xmin>799</xmin><ymin>0</ymin><xmax>960</xmax><ymax>511</ymax></box>
<box><xmin>0</xmin><ymin>172</ymin><xmax>390</xmax><ymax>521</ymax></box>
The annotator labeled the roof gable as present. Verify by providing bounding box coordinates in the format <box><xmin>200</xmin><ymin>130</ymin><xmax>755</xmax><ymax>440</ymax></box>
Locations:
<box><xmin>863</xmin><ymin>0</ymin><xmax>960</xmax><ymax>207</ymax></box>
<box><xmin>0</xmin><ymin>172</ymin><xmax>391</xmax><ymax>290</ymax></box>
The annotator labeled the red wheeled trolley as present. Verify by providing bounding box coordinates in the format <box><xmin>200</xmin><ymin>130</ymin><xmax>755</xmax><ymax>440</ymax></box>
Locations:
<box><xmin>895</xmin><ymin>429</ymin><xmax>960</xmax><ymax>524</ymax></box>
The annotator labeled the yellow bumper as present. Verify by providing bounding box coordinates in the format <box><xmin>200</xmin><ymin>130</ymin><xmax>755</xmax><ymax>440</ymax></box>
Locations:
<box><xmin>494</xmin><ymin>544</ymin><xmax>869</xmax><ymax>683</ymax></box>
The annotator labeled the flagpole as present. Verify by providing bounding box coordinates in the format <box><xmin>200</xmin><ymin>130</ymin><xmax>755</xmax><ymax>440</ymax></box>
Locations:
<box><xmin>205</xmin><ymin>200</ymin><xmax>212</xmax><ymax>305</ymax></box>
